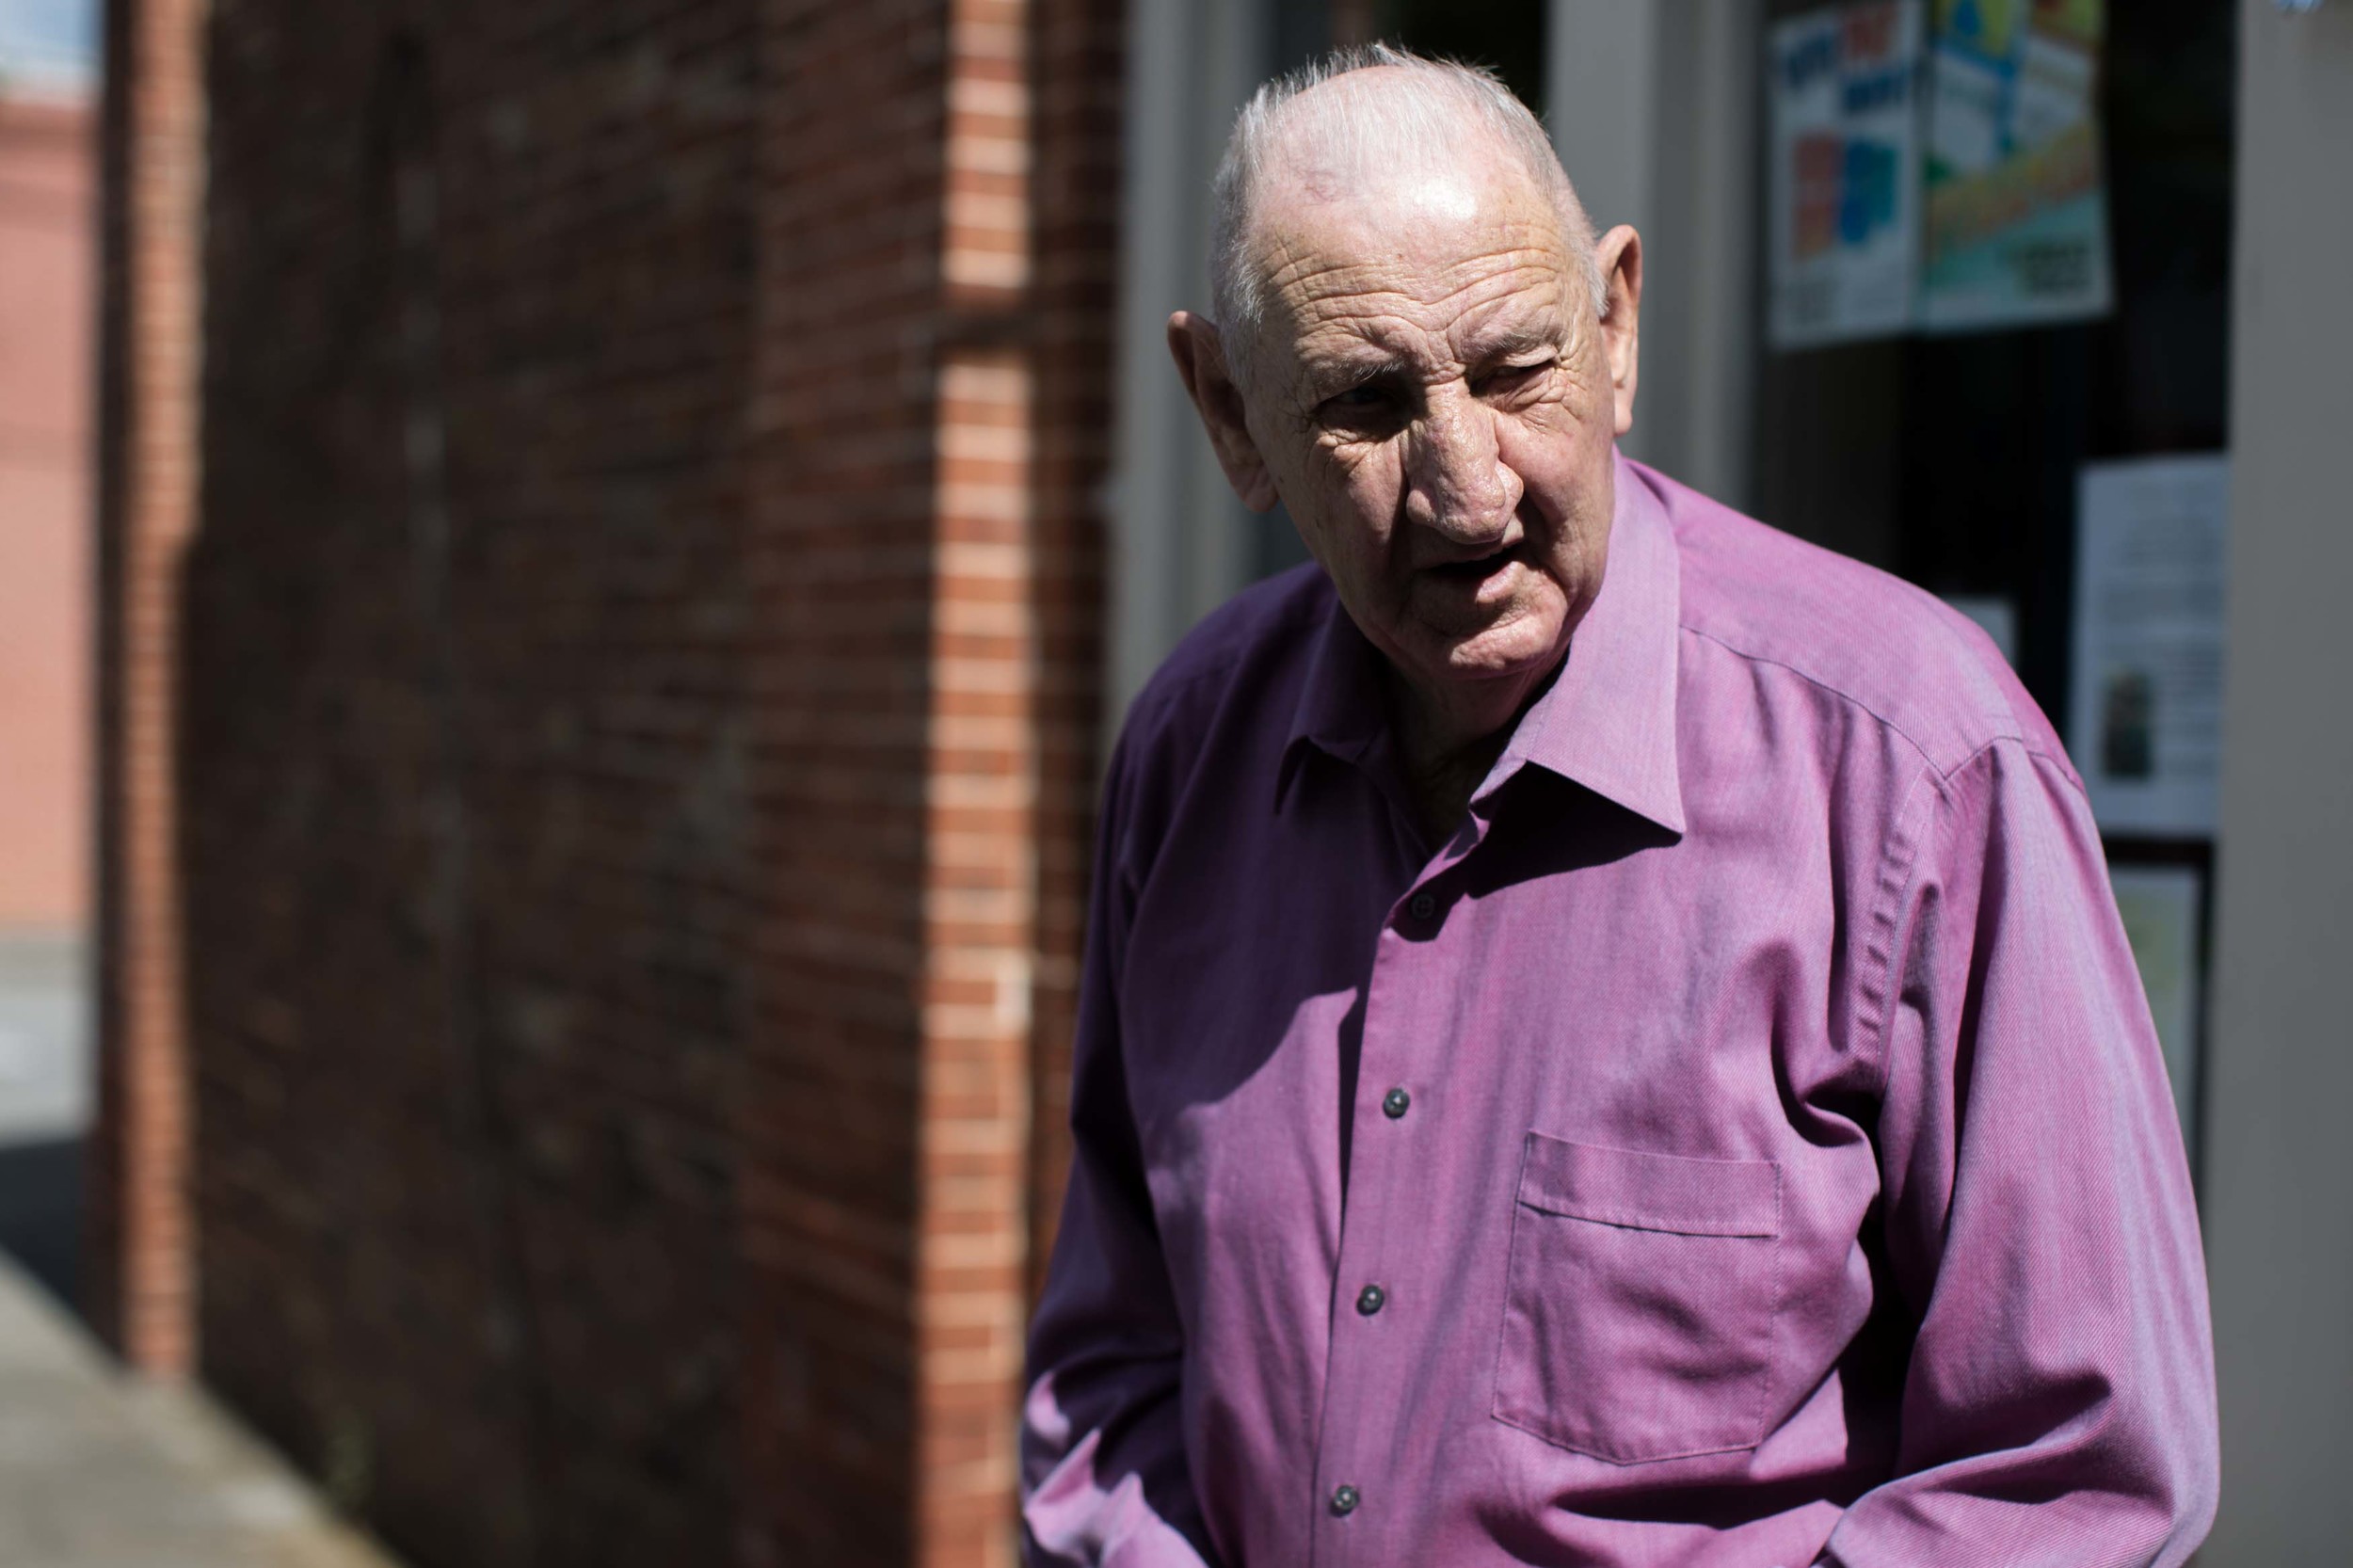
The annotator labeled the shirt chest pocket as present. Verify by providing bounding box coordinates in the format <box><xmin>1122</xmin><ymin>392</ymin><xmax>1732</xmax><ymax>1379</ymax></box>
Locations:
<box><xmin>1493</xmin><ymin>1133</ymin><xmax>1781</xmax><ymax>1464</ymax></box>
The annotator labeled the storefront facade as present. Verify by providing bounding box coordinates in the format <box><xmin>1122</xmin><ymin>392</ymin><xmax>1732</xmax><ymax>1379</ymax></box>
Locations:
<box><xmin>1108</xmin><ymin>2</ymin><xmax>2352</xmax><ymax>1557</ymax></box>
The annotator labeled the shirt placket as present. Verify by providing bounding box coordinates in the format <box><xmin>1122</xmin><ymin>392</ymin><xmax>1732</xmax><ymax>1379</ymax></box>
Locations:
<box><xmin>1306</xmin><ymin>801</ymin><xmax>1500</xmax><ymax>1567</ymax></box>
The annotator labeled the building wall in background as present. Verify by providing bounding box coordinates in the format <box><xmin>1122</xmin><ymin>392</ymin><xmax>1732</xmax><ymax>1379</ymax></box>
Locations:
<box><xmin>2202</xmin><ymin>3</ymin><xmax>2353</xmax><ymax>1562</ymax></box>
<box><xmin>0</xmin><ymin>90</ymin><xmax>94</xmax><ymax>935</ymax></box>
<box><xmin>183</xmin><ymin>2</ymin><xmax>763</xmax><ymax>1559</ymax></box>
<box><xmin>0</xmin><ymin>49</ymin><xmax>100</xmax><ymax>1313</ymax></box>
<box><xmin>99</xmin><ymin>2</ymin><xmax>1116</xmax><ymax>1566</ymax></box>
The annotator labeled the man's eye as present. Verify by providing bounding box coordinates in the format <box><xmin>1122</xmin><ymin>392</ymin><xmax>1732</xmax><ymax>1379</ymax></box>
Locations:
<box><xmin>1318</xmin><ymin>385</ymin><xmax>1399</xmax><ymax>426</ymax></box>
<box><xmin>1481</xmin><ymin>360</ymin><xmax>1551</xmax><ymax>393</ymax></box>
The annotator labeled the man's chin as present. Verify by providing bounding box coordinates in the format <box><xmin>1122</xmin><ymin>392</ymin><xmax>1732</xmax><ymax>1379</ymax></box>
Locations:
<box><xmin>1427</xmin><ymin>615</ymin><xmax>1567</xmax><ymax>683</ymax></box>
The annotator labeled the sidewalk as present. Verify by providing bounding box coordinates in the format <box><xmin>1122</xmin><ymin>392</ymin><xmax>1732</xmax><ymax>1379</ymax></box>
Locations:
<box><xmin>0</xmin><ymin>1256</ymin><xmax>403</xmax><ymax>1568</ymax></box>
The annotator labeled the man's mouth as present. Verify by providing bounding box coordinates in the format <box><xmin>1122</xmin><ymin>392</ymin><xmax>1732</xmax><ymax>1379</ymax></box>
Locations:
<box><xmin>1428</xmin><ymin>546</ymin><xmax>1518</xmax><ymax>584</ymax></box>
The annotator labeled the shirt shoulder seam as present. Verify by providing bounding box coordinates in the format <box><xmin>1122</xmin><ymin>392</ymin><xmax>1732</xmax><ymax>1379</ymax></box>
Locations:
<box><xmin>1676</xmin><ymin>621</ymin><xmax>2029</xmax><ymax>777</ymax></box>
<box><xmin>1860</xmin><ymin>761</ymin><xmax>1939</xmax><ymax>1101</ymax></box>
<box><xmin>1922</xmin><ymin>733</ymin><xmax>2083</xmax><ymax>796</ymax></box>
<box><xmin>1858</xmin><ymin>736</ymin><xmax>2083</xmax><ymax>1101</ymax></box>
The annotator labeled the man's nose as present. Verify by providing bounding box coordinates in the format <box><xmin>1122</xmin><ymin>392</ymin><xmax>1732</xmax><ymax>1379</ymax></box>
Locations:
<box><xmin>1402</xmin><ymin>390</ymin><xmax>1519</xmax><ymax>546</ymax></box>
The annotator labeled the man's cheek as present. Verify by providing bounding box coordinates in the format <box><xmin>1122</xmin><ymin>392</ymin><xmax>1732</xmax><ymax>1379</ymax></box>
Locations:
<box><xmin>1313</xmin><ymin>460</ymin><xmax>1392</xmax><ymax>547</ymax></box>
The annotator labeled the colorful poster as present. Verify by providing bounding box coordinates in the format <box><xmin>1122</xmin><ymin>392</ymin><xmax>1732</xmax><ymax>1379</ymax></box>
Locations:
<box><xmin>2068</xmin><ymin>455</ymin><xmax>2231</xmax><ymax>838</ymax></box>
<box><xmin>1920</xmin><ymin>0</ymin><xmax>2113</xmax><ymax>330</ymax></box>
<box><xmin>1768</xmin><ymin>2</ymin><xmax>1926</xmax><ymax>348</ymax></box>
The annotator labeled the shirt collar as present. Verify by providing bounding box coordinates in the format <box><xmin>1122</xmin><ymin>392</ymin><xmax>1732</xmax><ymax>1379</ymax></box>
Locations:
<box><xmin>1488</xmin><ymin>455</ymin><xmax>1685</xmax><ymax>835</ymax></box>
<box><xmin>1280</xmin><ymin>452</ymin><xmax>1685</xmax><ymax>837</ymax></box>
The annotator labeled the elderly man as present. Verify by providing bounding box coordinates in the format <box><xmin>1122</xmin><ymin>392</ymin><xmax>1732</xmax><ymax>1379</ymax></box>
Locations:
<box><xmin>1020</xmin><ymin>46</ymin><xmax>2216</xmax><ymax>1568</ymax></box>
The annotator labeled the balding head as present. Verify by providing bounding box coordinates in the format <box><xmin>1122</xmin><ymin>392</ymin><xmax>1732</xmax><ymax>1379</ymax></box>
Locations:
<box><xmin>1166</xmin><ymin>44</ymin><xmax>1643</xmax><ymax>756</ymax></box>
<box><xmin>1209</xmin><ymin>44</ymin><xmax>1607</xmax><ymax>374</ymax></box>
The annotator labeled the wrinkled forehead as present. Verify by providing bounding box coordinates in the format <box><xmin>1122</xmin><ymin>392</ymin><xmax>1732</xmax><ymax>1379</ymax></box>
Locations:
<box><xmin>1250</xmin><ymin>111</ymin><xmax>1565</xmax><ymax>257</ymax></box>
<box><xmin>1245</xmin><ymin>166</ymin><xmax>1579</xmax><ymax>367</ymax></box>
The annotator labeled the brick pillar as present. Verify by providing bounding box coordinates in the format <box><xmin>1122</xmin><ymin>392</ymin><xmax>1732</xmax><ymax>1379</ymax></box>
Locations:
<box><xmin>740</xmin><ymin>1</ymin><xmax>1115</xmax><ymax>1562</ymax></box>
<box><xmin>918</xmin><ymin>8</ymin><xmax>1042</xmax><ymax>1556</ymax></box>
<box><xmin>88</xmin><ymin>0</ymin><xmax>206</xmax><ymax>1376</ymax></box>
<box><xmin>919</xmin><ymin>334</ymin><xmax>1036</xmax><ymax>1564</ymax></box>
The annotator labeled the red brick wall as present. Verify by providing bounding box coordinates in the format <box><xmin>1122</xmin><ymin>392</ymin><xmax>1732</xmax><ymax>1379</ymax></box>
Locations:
<box><xmin>736</xmin><ymin>1</ymin><xmax>951</xmax><ymax>1561</ymax></box>
<box><xmin>101</xmin><ymin>0</ymin><xmax>1120</xmax><ymax>1562</ymax></box>
<box><xmin>89</xmin><ymin>0</ymin><xmax>204</xmax><ymax>1381</ymax></box>
<box><xmin>182</xmin><ymin>4</ymin><xmax>762</xmax><ymax>1561</ymax></box>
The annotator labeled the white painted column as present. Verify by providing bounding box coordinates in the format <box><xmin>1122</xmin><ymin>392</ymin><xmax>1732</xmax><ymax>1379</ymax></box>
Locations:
<box><xmin>1107</xmin><ymin>0</ymin><xmax>1266</xmax><ymax>724</ymax></box>
<box><xmin>1546</xmin><ymin>0</ymin><xmax>1760</xmax><ymax>509</ymax></box>
<box><xmin>2201</xmin><ymin>4</ymin><xmax>2353</xmax><ymax>1561</ymax></box>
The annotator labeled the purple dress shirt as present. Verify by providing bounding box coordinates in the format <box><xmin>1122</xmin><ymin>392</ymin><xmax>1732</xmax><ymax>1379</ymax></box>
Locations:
<box><xmin>1021</xmin><ymin>457</ymin><xmax>2217</xmax><ymax>1567</ymax></box>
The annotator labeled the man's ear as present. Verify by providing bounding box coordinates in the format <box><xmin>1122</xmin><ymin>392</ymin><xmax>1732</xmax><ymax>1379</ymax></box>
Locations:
<box><xmin>1593</xmin><ymin>225</ymin><xmax>1642</xmax><ymax>440</ymax></box>
<box><xmin>1167</xmin><ymin>312</ymin><xmax>1280</xmax><ymax>513</ymax></box>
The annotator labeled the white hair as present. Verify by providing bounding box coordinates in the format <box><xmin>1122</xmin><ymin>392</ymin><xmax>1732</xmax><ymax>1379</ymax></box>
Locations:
<box><xmin>1208</xmin><ymin>43</ymin><xmax>1609</xmax><ymax>352</ymax></box>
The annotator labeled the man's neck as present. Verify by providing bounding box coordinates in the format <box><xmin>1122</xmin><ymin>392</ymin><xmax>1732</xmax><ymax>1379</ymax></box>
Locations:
<box><xmin>1385</xmin><ymin>657</ymin><xmax>1561</xmax><ymax>844</ymax></box>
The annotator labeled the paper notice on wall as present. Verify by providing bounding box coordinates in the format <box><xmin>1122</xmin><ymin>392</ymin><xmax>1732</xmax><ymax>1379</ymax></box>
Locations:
<box><xmin>2068</xmin><ymin>455</ymin><xmax>2230</xmax><ymax>837</ymax></box>
<box><xmin>2107</xmin><ymin>863</ymin><xmax>2204</xmax><ymax>1152</ymax></box>
<box><xmin>1920</xmin><ymin>0</ymin><xmax>2113</xmax><ymax>331</ymax></box>
<box><xmin>1768</xmin><ymin>2</ymin><xmax>1926</xmax><ymax>348</ymax></box>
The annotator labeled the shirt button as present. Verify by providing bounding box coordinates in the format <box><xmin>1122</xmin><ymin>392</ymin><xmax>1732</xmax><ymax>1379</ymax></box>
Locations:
<box><xmin>1408</xmin><ymin>891</ymin><xmax>1436</xmax><ymax>920</ymax></box>
<box><xmin>1331</xmin><ymin>1482</ymin><xmax>1360</xmax><ymax>1516</ymax></box>
<box><xmin>1382</xmin><ymin>1086</ymin><xmax>1411</xmax><ymax>1119</ymax></box>
<box><xmin>1355</xmin><ymin>1283</ymin><xmax>1386</xmax><ymax>1316</ymax></box>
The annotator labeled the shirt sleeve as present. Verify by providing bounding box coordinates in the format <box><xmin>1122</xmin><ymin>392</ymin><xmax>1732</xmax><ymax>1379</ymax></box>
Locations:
<box><xmin>1020</xmin><ymin>734</ymin><xmax>1218</xmax><ymax>1568</ymax></box>
<box><xmin>1818</xmin><ymin>739</ymin><xmax>2219</xmax><ymax>1567</ymax></box>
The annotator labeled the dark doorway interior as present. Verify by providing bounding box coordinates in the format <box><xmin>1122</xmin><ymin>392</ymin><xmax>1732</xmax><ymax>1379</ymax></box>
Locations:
<box><xmin>0</xmin><ymin>1137</ymin><xmax>83</xmax><ymax>1311</ymax></box>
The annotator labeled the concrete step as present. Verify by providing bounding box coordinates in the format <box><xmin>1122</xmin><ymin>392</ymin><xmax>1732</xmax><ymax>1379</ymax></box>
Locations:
<box><xmin>0</xmin><ymin>1252</ymin><xmax>404</xmax><ymax>1568</ymax></box>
